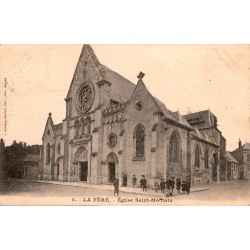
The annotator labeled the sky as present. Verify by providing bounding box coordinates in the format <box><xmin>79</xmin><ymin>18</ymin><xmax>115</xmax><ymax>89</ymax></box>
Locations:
<box><xmin>0</xmin><ymin>44</ymin><xmax>249</xmax><ymax>151</ymax></box>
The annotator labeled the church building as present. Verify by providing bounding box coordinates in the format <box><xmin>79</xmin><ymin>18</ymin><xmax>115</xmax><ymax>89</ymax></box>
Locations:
<box><xmin>39</xmin><ymin>45</ymin><xmax>223</xmax><ymax>187</ymax></box>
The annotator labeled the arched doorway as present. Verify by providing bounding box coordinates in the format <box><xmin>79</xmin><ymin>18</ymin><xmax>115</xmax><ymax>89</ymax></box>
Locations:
<box><xmin>106</xmin><ymin>153</ymin><xmax>118</xmax><ymax>183</ymax></box>
<box><xmin>212</xmin><ymin>152</ymin><xmax>218</xmax><ymax>182</ymax></box>
<box><xmin>75</xmin><ymin>147</ymin><xmax>88</xmax><ymax>182</ymax></box>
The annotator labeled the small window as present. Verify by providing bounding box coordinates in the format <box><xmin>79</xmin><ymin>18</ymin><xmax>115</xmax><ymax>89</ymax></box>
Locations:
<box><xmin>135</xmin><ymin>101</ymin><xmax>143</xmax><ymax>111</ymax></box>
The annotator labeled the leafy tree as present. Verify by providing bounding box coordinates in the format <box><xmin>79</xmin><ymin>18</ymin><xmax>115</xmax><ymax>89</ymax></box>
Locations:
<box><xmin>5</xmin><ymin>141</ymin><xmax>40</xmax><ymax>178</ymax></box>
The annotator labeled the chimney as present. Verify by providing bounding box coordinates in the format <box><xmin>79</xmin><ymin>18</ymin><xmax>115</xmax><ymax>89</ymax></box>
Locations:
<box><xmin>239</xmin><ymin>138</ymin><xmax>242</xmax><ymax>148</ymax></box>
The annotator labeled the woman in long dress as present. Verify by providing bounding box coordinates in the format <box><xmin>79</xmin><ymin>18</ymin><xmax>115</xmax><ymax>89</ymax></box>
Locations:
<box><xmin>114</xmin><ymin>178</ymin><xmax>119</xmax><ymax>196</ymax></box>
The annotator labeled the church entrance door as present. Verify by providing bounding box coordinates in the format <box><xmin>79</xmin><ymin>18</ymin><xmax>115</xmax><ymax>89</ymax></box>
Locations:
<box><xmin>108</xmin><ymin>162</ymin><xmax>116</xmax><ymax>183</ymax></box>
<box><xmin>80</xmin><ymin>162</ymin><xmax>88</xmax><ymax>182</ymax></box>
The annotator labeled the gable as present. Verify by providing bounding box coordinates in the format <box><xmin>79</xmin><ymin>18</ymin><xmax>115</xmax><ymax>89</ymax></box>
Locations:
<box><xmin>67</xmin><ymin>45</ymin><xmax>103</xmax><ymax>117</ymax></box>
<box><xmin>125</xmin><ymin>80</ymin><xmax>159</xmax><ymax>121</ymax></box>
<box><xmin>42</xmin><ymin>116</ymin><xmax>55</xmax><ymax>141</ymax></box>
<box><xmin>67</xmin><ymin>45</ymin><xmax>136</xmax><ymax>118</ymax></box>
<box><xmin>67</xmin><ymin>45</ymin><xmax>103</xmax><ymax>99</ymax></box>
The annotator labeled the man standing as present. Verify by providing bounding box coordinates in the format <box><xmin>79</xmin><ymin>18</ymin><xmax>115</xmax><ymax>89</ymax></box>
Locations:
<box><xmin>181</xmin><ymin>180</ymin><xmax>186</xmax><ymax>194</ymax></box>
<box><xmin>142</xmin><ymin>176</ymin><xmax>147</xmax><ymax>191</ymax></box>
<box><xmin>160</xmin><ymin>178</ymin><xmax>165</xmax><ymax>193</ymax></box>
<box><xmin>140</xmin><ymin>175</ymin><xmax>143</xmax><ymax>188</ymax></box>
<box><xmin>176</xmin><ymin>178</ymin><xmax>181</xmax><ymax>193</ymax></box>
<box><xmin>132</xmin><ymin>175</ymin><xmax>137</xmax><ymax>188</ymax></box>
<box><xmin>170</xmin><ymin>177</ymin><xmax>175</xmax><ymax>193</ymax></box>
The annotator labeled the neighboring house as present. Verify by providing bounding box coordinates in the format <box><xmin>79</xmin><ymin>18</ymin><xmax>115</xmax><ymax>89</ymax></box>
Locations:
<box><xmin>22</xmin><ymin>154</ymin><xmax>40</xmax><ymax>180</ymax></box>
<box><xmin>40</xmin><ymin>45</ymin><xmax>226</xmax><ymax>187</ymax></box>
<box><xmin>231</xmin><ymin>140</ymin><xmax>250</xmax><ymax>180</ymax></box>
<box><xmin>225</xmin><ymin>151</ymin><xmax>239</xmax><ymax>180</ymax></box>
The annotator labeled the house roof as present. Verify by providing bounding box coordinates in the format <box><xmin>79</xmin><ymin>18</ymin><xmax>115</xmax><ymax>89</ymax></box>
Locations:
<box><xmin>225</xmin><ymin>151</ymin><xmax>239</xmax><ymax>163</ymax></box>
<box><xmin>242</xmin><ymin>143</ymin><xmax>250</xmax><ymax>150</ymax></box>
<box><xmin>24</xmin><ymin>154</ymin><xmax>40</xmax><ymax>163</ymax></box>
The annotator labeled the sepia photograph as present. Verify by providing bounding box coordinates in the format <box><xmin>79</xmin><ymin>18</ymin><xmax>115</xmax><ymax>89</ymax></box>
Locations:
<box><xmin>1</xmin><ymin>2</ymin><xmax>250</xmax><ymax>250</ymax></box>
<box><xmin>0</xmin><ymin>44</ymin><xmax>249</xmax><ymax>206</ymax></box>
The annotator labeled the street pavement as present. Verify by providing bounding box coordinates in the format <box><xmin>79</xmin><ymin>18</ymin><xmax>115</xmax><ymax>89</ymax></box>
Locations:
<box><xmin>0</xmin><ymin>179</ymin><xmax>249</xmax><ymax>205</ymax></box>
<box><xmin>28</xmin><ymin>179</ymin><xmax>209</xmax><ymax>197</ymax></box>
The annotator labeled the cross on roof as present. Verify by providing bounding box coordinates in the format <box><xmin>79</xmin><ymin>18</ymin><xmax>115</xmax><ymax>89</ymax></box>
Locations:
<box><xmin>137</xmin><ymin>72</ymin><xmax>145</xmax><ymax>80</ymax></box>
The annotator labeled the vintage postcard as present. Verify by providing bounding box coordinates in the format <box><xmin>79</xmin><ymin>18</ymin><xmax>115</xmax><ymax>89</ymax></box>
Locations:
<box><xmin>0</xmin><ymin>44</ymin><xmax>249</xmax><ymax>206</ymax></box>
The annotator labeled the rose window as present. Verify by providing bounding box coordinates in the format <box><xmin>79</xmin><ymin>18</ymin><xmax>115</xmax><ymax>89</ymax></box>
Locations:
<box><xmin>77</xmin><ymin>83</ymin><xmax>94</xmax><ymax>113</ymax></box>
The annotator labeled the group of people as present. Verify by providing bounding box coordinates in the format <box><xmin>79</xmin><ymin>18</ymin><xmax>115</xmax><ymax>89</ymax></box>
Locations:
<box><xmin>154</xmin><ymin>177</ymin><xmax>191</xmax><ymax>196</ymax></box>
<box><xmin>113</xmin><ymin>175</ymin><xmax>191</xmax><ymax>196</ymax></box>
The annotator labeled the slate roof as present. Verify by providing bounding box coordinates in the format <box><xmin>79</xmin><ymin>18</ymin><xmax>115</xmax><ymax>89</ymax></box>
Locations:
<box><xmin>100</xmin><ymin>64</ymin><xmax>135</xmax><ymax>103</ymax></box>
<box><xmin>225</xmin><ymin>151</ymin><xmax>239</xmax><ymax>163</ymax></box>
<box><xmin>69</xmin><ymin>45</ymin><xmax>221</xmax><ymax>136</ymax></box>
<box><xmin>242</xmin><ymin>143</ymin><xmax>250</xmax><ymax>150</ymax></box>
<box><xmin>53</xmin><ymin>123</ymin><xmax>63</xmax><ymax>130</ymax></box>
<box><xmin>81</xmin><ymin>45</ymin><xmax>193</xmax><ymax>130</ymax></box>
<box><xmin>24</xmin><ymin>154</ymin><xmax>40</xmax><ymax>163</ymax></box>
<box><xmin>145</xmin><ymin>89</ymin><xmax>193</xmax><ymax>130</ymax></box>
<box><xmin>191</xmin><ymin>126</ymin><xmax>219</xmax><ymax>147</ymax></box>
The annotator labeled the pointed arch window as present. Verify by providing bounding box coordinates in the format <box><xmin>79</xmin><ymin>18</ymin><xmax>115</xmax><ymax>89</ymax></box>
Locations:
<box><xmin>46</xmin><ymin>143</ymin><xmax>50</xmax><ymax>165</ymax></box>
<box><xmin>195</xmin><ymin>144</ymin><xmax>200</xmax><ymax>169</ymax></box>
<box><xmin>205</xmin><ymin>148</ymin><xmax>209</xmax><ymax>169</ymax></box>
<box><xmin>134</xmin><ymin>124</ymin><xmax>145</xmax><ymax>159</ymax></box>
<box><xmin>169</xmin><ymin>131</ymin><xmax>180</xmax><ymax>163</ymax></box>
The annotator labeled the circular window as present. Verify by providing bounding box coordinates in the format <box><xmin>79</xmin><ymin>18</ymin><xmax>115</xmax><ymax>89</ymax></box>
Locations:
<box><xmin>57</xmin><ymin>143</ymin><xmax>61</xmax><ymax>154</ymax></box>
<box><xmin>76</xmin><ymin>82</ymin><xmax>95</xmax><ymax>114</ymax></box>
<box><xmin>47</xmin><ymin>130</ymin><xmax>50</xmax><ymax>135</ymax></box>
<box><xmin>136</xmin><ymin>101</ymin><xmax>143</xmax><ymax>111</ymax></box>
<box><xmin>108</xmin><ymin>133</ymin><xmax>117</xmax><ymax>148</ymax></box>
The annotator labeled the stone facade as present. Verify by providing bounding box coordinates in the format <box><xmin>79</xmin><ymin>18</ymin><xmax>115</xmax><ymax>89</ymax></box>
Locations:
<box><xmin>40</xmin><ymin>45</ymin><xmax>224</xmax><ymax>187</ymax></box>
<box><xmin>225</xmin><ymin>151</ymin><xmax>239</xmax><ymax>180</ymax></box>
